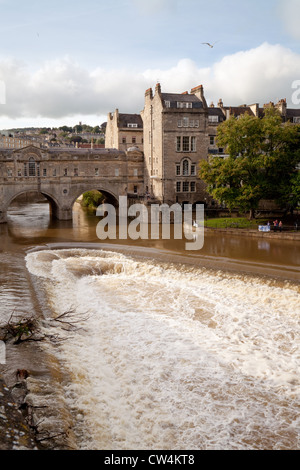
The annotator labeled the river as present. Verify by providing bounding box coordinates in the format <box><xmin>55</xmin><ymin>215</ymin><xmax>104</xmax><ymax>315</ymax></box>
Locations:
<box><xmin>0</xmin><ymin>200</ymin><xmax>299</xmax><ymax>450</ymax></box>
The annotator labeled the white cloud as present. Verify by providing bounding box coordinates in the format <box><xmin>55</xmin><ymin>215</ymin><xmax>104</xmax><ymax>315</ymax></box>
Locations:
<box><xmin>0</xmin><ymin>42</ymin><xmax>299</xmax><ymax>128</ymax></box>
<box><xmin>278</xmin><ymin>0</ymin><xmax>300</xmax><ymax>40</ymax></box>
<box><xmin>206</xmin><ymin>43</ymin><xmax>300</xmax><ymax>106</ymax></box>
<box><xmin>143</xmin><ymin>43</ymin><xmax>300</xmax><ymax>108</ymax></box>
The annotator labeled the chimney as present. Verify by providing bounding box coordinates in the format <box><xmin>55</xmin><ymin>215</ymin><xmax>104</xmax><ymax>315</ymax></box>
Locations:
<box><xmin>210</xmin><ymin>102</ymin><xmax>215</xmax><ymax>108</ymax></box>
<box><xmin>155</xmin><ymin>83</ymin><xmax>161</xmax><ymax>95</ymax></box>
<box><xmin>145</xmin><ymin>88</ymin><xmax>153</xmax><ymax>99</ymax></box>
<box><xmin>115</xmin><ymin>108</ymin><xmax>119</xmax><ymax>125</ymax></box>
<box><xmin>275</xmin><ymin>98</ymin><xmax>287</xmax><ymax>117</ymax></box>
<box><xmin>218</xmin><ymin>99</ymin><xmax>223</xmax><ymax>108</ymax></box>
<box><xmin>190</xmin><ymin>85</ymin><xmax>207</xmax><ymax>108</ymax></box>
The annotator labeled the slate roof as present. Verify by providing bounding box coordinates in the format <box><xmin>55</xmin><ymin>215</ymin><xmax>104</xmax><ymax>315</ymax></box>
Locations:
<box><xmin>208</xmin><ymin>107</ymin><xmax>226</xmax><ymax>121</ymax></box>
<box><xmin>286</xmin><ymin>108</ymin><xmax>300</xmax><ymax>118</ymax></box>
<box><xmin>161</xmin><ymin>93</ymin><xmax>204</xmax><ymax>109</ymax></box>
<box><xmin>118</xmin><ymin>113</ymin><xmax>143</xmax><ymax>129</ymax></box>
<box><xmin>224</xmin><ymin>106</ymin><xmax>255</xmax><ymax>117</ymax></box>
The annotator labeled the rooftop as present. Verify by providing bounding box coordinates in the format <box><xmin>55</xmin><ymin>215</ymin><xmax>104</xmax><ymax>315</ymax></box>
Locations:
<box><xmin>161</xmin><ymin>92</ymin><xmax>204</xmax><ymax>109</ymax></box>
<box><xmin>118</xmin><ymin>113</ymin><xmax>143</xmax><ymax>129</ymax></box>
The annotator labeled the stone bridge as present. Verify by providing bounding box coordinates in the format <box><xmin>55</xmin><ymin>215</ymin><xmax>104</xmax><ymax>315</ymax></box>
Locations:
<box><xmin>0</xmin><ymin>145</ymin><xmax>144</xmax><ymax>223</ymax></box>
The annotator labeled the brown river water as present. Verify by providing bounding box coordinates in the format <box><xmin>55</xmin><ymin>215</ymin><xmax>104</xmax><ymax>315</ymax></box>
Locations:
<box><xmin>0</xmin><ymin>200</ymin><xmax>299</xmax><ymax>450</ymax></box>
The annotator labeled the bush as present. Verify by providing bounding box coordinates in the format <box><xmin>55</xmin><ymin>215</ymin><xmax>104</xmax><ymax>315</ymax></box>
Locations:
<box><xmin>204</xmin><ymin>217</ymin><xmax>267</xmax><ymax>229</ymax></box>
<box><xmin>81</xmin><ymin>190</ymin><xmax>105</xmax><ymax>209</ymax></box>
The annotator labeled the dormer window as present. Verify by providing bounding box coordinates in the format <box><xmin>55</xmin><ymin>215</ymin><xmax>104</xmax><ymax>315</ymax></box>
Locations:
<box><xmin>177</xmin><ymin>102</ymin><xmax>192</xmax><ymax>109</ymax></box>
<box><xmin>127</xmin><ymin>123</ymin><xmax>138</xmax><ymax>128</ymax></box>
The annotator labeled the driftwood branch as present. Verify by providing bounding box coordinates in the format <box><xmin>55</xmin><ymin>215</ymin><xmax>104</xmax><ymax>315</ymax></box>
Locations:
<box><xmin>0</xmin><ymin>313</ymin><xmax>41</xmax><ymax>344</ymax></box>
<box><xmin>0</xmin><ymin>309</ymin><xmax>89</xmax><ymax>346</ymax></box>
<box><xmin>49</xmin><ymin>309</ymin><xmax>90</xmax><ymax>332</ymax></box>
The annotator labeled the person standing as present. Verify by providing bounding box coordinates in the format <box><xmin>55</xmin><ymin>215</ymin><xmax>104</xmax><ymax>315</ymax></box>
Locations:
<box><xmin>279</xmin><ymin>221</ymin><xmax>283</xmax><ymax>232</ymax></box>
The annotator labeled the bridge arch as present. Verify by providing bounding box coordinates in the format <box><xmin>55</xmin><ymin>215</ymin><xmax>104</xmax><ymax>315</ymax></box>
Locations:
<box><xmin>4</xmin><ymin>188</ymin><xmax>62</xmax><ymax>222</ymax></box>
<box><xmin>70</xmin><ymin>187</ymin><xmax>120</xmax><ymax>210</ymax></box>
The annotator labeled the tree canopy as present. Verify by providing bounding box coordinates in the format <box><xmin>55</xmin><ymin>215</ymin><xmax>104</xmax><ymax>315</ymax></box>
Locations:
<box><xmin>199</xmin><ymin>108</ymin><xmax>300</xmax><ymax>217</ymax></box>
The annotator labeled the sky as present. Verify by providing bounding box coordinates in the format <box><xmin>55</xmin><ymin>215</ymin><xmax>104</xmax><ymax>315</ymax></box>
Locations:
<box><xmin>0</xmin><ymin>0</ymin><xmax>299</xmax><ymax>129</ymax></box>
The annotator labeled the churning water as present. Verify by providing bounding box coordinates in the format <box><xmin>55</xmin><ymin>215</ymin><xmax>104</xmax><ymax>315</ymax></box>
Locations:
<box><xmin>25</xmin><ymin>248</ymin><xmax>300</xmax><ymax>450</ymax></box>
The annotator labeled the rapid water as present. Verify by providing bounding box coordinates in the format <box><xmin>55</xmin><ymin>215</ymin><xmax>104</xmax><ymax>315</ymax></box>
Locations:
<box><xmin>25</xmin><ymin>248</ymin><xmax>300</xmax><ymax>450</ymax></box>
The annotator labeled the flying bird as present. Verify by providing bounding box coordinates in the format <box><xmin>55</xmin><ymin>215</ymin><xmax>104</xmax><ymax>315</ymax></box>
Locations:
<box><xmin>202</xmin><ymin>41</ymin><xmax>219</xmax><ymax>48</ymax></box>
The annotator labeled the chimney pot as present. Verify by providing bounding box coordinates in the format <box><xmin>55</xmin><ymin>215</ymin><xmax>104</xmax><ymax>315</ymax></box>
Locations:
<box><xmin>155</xmin><ymin>83</ymin><xmax>161</xmax><ymax>94</ymax></box>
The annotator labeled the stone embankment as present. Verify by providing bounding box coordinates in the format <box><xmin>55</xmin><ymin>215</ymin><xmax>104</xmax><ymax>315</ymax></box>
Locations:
<box><xmin>205</xmin><ymin>227</ymin><xmax>300</xmax><ymax>240</ymax></box>
<box><xmin>0</xmin><ymin>374</ymin><xmax>38</xmax><ymax>450</ymax></box>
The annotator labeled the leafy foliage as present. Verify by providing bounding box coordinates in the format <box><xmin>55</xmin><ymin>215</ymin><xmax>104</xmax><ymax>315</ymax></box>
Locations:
<box><xmin>199</xmin><ymin>108</ymin><xmax>300</xmax><ymax>217</ymax></box>
<box><xmin>81</xmin><ymin>190</ymin><xmax>105</xmax><ymax>209</ymax></box>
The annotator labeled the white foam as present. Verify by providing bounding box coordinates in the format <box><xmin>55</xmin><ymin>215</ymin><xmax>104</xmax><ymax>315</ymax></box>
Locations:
<box><xmin>26</xmin><ymin>249</ymin><xmax>300</xmax><ymax>450</ymax></box>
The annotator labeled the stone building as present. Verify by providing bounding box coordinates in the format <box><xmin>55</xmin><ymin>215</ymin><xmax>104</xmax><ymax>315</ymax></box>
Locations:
<box><xmin>140</xmin><ymin>83</ymin><xmax>213</xmax><ymax>206</ymax></box>
<box><xmin>106</xmin><ymin>86</ymin><xmax>300</xmax><ymax>208</ymax></box>
<box><xmin>214</xmin><ymin>96</ymin><xmax>300</xmax><ymax>123</ymax></box>
<box><xmin>105</xmin><ymin>109</ymin><xmax>143</xmax><ymax>152</ymax></box>
<box><xmin>0</xmin><ymin>135</ymin><xmax>41</xmax><ymax>149</ymax></box>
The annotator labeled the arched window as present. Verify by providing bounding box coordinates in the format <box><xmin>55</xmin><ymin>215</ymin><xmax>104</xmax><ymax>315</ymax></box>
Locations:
<box><xmin>182</xmin><ymin>159</ymin><xmax>189</xmax><ymax>176</ymax></box>
<box><xmin>28</xmin><ymin>157</ymin><xmax>36</xmax><ymax>177</ymax></box>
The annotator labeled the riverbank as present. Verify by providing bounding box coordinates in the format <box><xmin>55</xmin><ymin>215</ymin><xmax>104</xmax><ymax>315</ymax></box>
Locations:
<box><xmin>204</xmin><ymin>226</ymin><xmax>300</xmax><ymax>240</ymax></box>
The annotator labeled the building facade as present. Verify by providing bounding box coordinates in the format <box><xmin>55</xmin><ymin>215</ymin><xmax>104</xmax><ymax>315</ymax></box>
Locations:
<box><xmin>105</xmin><ymin>85</ymin><xmax>300</xmax><ymax>208</ymax></box>
<box><xmin>105</xmin><ymin>109</ymin><xmax>143</xmax><ymax>152</ymax></box>
<box><xmin>0</xmin><ymin>135</ymin><xmax>41</xmax><ymax>149</ymax></box>
<box><xmin>141</xmin><ymin>83</ymin><xmax>212</xmax><ymax>206</ymax></box>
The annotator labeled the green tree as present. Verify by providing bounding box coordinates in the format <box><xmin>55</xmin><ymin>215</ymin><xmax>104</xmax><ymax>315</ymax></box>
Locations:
<box><xmin>199</xmin><ymin>108</ymin><xmax>300</xmax><ymax>218</ymax></box>
<box><xmin>59</xmin><ymin>125</ymin><xmax>72</xmax><ymax>133</ymax></box>
<box><xmin>70</xmin><ymin>136</ymin><xmax>83</xmax><ymax>144</ymax></box>
<box><xmin>73</xmin><ymin>124</ymin><xmax>83</xmax><ymax>134</ymax></box>
<box><xmin>287</xmin><ymin>171</ymin><xmax>300</xmax><ymax>212</ymax></box>
<box><xmin>81</xmin><ymin>190</ymin><xmax>105</xmax><ymax>209</ymax></box>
